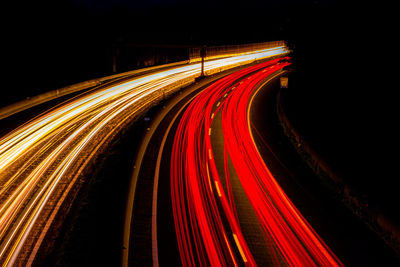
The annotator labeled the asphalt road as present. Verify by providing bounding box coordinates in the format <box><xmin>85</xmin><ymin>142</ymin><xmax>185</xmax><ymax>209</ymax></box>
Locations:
<box><xmin>137</xmin><ymin>60</ymin><xmax>339</xmax><ymax>266</ymax></box>
<box><xmin>124</xmin><ymin>63</ymin><xmax>266</xmax><ymax>266</ymax></box>
<box><xmin>132</xmin><ymin>60</ymin><xmax>400</xmax><ymax>266</ymax></box>
<box><xmin>249</xmin><ymin>75</ymin><xmax>400</xmax><ymax>266</ymax></box>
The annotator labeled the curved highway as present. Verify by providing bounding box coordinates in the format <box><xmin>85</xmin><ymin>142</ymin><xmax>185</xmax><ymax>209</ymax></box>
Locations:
<box><xmin>133</xmin><ymin>57</ymin><xmax>400</xmax><ymax>266</ymax></box>
<box><xmin>133</xmin><ymin>59</ymin><xmax>345</xmax><ymax>266</ymax></box>
<box><xmin>3</xmin><ymin>43</ymin><xmax>397</xmax><ymax>266</ymax></box>
<box><xmin>169</xmin><ymin>59</ymin><xmax>341</xmax><ymax>266</ymax></box>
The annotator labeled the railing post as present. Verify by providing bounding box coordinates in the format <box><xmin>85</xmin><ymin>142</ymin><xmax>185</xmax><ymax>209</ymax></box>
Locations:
<box><xmin>200</xmin><ymin>45</ymin><xmax>206</xmax><ymax>77</ymax></box>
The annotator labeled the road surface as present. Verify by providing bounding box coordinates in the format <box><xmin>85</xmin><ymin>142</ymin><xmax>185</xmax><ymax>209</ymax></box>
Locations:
<box><xmin>134</xmin><ymin>59</ymin><xmax>344</xmax><ymax>266</ymax></box>
<box><xmin>133</xmin><ymin>58</ymin><xmax>400</xmax><ymax>266</ymax></box>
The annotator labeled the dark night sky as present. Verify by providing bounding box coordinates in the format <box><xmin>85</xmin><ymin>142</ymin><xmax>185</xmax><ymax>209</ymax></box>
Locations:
<box><xmin>3</xmin><ymin>0</ymin><xmax>382</xmax><ymax>94</ymax></box>
<box><xmin>3</xmin><ymin>0</ymin><xmax>393</xmax><ymax>116</ymax></box>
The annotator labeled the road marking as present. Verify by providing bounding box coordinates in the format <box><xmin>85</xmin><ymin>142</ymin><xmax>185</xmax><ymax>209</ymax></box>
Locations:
<box><xmin>223</xmin><ymin>232</ymin><xmax>238</xmax><ymax>267</ymax></box>
<box><xmin>233</xmin><ymin>233</ymin><xmax>248</xmax><ymax>263</ymax></box>
<box><xmin>214</xmin><ymin>181</ymin><xmax>222</xmax><ymax>197</ymax></box>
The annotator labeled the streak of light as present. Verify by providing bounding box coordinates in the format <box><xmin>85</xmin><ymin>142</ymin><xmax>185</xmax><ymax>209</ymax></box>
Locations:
<box><xmin>0</xmin><ymin>45</ymin><xmax>289</xmax><ymax>265</ymax></box>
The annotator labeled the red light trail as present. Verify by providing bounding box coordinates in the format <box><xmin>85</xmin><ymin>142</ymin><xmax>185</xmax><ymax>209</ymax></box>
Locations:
<box><xmin>170</xmin><ymin>58</ymin><xmax>343</xmax><ymax>266</ymax></box>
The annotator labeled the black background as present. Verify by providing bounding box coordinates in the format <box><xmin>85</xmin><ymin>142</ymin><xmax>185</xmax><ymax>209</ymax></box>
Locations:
<box><xmin>3</xmin><ymin>0</ymin><xmax>386</xmax><ymax>104</ymax></box>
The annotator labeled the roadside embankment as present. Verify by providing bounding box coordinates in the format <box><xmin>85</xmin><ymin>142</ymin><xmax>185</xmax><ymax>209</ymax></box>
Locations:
<box><xmin>276</xmin><ymin>88</ymin><xmax>400</xmax><ymax>255</ymax></box>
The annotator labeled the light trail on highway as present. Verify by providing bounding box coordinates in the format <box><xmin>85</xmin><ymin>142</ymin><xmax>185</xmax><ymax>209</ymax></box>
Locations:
<box><xmin>0</xmin><ymin>46</ymin><xmax>288</xmax><ymax>266</ymax></box>
<box><xmin>170</xmin><ymin>58</ymin><xmax>343</xmax><ymax>266</ymax></box>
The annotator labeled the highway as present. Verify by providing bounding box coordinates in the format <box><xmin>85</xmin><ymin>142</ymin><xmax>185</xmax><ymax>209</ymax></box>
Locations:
<box><xmin>132</xmin><ymin>58</ymin><xmax>346</xmax><ymax>266</ymax></box>
<box><xmin>249</xmin><ymin>73</ymin><xmax>400</xmax><ymax>266</ymax></box>
<box><xmin>0</xmin><ymin>46</ymin><xmax>289</xmax><ymax>266</ymax></box>
<box><xmin>169</xmin><ymin>59</ymin><xmax>342</xmax><ymax>266</ymax></box>
<box><xmin>134</xmin><ymin>56</ymin><xmax>400</xmax><ymax>266</ymax></box>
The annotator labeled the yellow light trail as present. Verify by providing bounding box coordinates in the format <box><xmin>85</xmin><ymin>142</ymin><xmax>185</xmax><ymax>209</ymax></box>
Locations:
<box><xmin>0</xmin><ymin>45</ymin><xmax>288</xmax><ymax>266</ymax></box>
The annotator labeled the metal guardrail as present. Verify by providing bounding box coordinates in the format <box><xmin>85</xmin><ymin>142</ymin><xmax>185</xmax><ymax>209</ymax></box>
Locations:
<box><xmin>0</xmin><ymin>41</ymin><xmax>288</xmax><ymax>121</ymax></box>
<box><xmin>189</xmin><ymin>41</ymin><xmax>286</xmax><ymax>62</ymax></box>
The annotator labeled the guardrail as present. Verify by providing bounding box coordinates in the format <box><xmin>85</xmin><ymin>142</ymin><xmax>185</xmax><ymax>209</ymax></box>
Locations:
<box><xmin>0</xmin><ymin>41</ymin><xmax>289</xmax><ymax>121</ymax></box>
<box><xmin>189</xmin><ymin>41</ymin><xmax>287</xmax><ymax>62</ymax></box>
